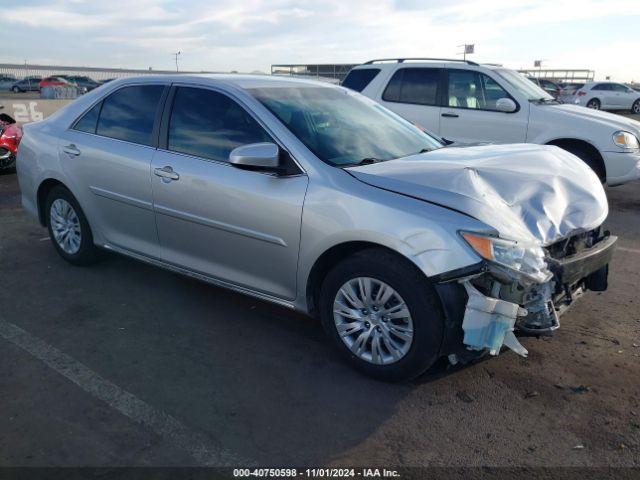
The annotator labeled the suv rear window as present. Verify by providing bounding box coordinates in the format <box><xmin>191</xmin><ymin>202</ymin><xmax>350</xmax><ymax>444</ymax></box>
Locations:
<box><xmin>341</xmin><ymin>68</ymin><xmax>380</xmax><ymax>92</ymax></box>
<box><xmin>382</xmin><ymin>68</ymin><xmax>440</xmax><ymax>106</ymax></box>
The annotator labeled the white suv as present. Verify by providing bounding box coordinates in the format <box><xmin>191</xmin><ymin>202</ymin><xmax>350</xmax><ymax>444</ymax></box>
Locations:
<box><xmin>344</xmin><ymin>58</ymin><xmax>640</xmax><ymax>186</ymax></box>
<box><xmin>566</xmin><ymin>81</ymin><xmax>640</xmax><ymax>113</ymax></box>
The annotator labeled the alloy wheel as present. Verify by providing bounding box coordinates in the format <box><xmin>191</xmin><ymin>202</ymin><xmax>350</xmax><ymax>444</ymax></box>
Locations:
<box><xmin>333</xmin><ymin>277</ymin><xmax>414</xmax><ymax>365</ymax></box>
<box><xmin>50</xmin><ymin>198</ymin><xmax>82</xmax><ymax>254</ymax></box>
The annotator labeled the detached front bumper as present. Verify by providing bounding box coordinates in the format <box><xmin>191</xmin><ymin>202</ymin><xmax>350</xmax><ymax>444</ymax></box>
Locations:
<box><xmin>434</xmin><ymin>231</ymin><xmax>617</xmax><ymax>360</ymax></box>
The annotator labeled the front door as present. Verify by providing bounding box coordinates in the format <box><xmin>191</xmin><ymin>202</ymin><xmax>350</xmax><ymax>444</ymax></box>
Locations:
<box><xmin>439</xmin><ymin>69</ymin><xmax>528</xmax><ymax>144</ymax></box>
<box><xmin>151</xmin><ymin>86</ymin><xmax>308</xmax><ymax>300</ymax></box>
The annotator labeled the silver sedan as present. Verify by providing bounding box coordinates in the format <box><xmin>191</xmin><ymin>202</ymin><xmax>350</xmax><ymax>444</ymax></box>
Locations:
<box><xmin>17</xmin><ymin>75</ymin><xmax>616</xmax><ymax>381</ymax></box>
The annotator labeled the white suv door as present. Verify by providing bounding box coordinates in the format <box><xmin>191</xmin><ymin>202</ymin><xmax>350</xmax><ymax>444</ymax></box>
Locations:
<box><xmin>439</xmin><ymin>68</ymin><xmax>528</xmax><ymax>144</ymax></box>
<box><xmin>611</xmin><ymin>83</ymin><xmax>636</xmax><ymax>109</ymax></box>
<box><xmin>377</xmin><ymin>67</ymin><xmax>442</xmax><ymax>134</ymax></box>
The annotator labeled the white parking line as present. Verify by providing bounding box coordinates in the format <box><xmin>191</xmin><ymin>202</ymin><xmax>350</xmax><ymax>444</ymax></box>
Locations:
<box><xmin>618</xmin><ymin>246</ymin><xmax>640</xmax><ymax>255</ymax></box>
<box><xmin>0</xmin><ymin>319</ymin><xmax>248</xmax><ymax>466</ymax></box>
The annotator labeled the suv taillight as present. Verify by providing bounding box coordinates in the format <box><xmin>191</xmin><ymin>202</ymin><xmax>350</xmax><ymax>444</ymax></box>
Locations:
<box><xmin>577</xmin><ymin>91</ymin><xmax>587</xmax><ymax>96</ymax></box>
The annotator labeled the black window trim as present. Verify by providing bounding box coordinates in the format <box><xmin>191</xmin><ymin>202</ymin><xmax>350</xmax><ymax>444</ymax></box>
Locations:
<box><xmin>443</xmin><ymin>68</ymin><xmax>521</xmax><ymax>113</ymax></box>
<box><xmin>157</xmin><ymin>83</ymin><xmax>305</xmax><ymax>176</ymax></box>
<box><xmin>381</xmin><ymin>67</ymin><xmax>444</xmax><ymax>107</ymax></box>
<box><xmin>69</xmin><ymin>82</ymin><xmax>169</xmax><ymax>149</ymax></box>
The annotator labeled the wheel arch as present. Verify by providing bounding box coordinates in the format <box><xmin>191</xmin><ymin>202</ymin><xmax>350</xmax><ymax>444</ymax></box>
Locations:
<box><xmin>545</xmin><ymin>137</ymin><xmax>606</xmax><ymax>180</ymax></box>
<box><xmin>36</xmin><ymin>178</ymin><xmax>68</xmax><ymax>226</ymax></box>
<box><xmin>304</xmin><ymin>241</ymin><xmax>429</xmax><ymax>318</ymax></box>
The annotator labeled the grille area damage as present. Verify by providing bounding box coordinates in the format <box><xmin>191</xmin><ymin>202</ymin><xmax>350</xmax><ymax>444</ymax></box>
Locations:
<box><xmin>458</xmin><ymin>227</ymin><xmax>616</xmax><ymax>358</ymax></box>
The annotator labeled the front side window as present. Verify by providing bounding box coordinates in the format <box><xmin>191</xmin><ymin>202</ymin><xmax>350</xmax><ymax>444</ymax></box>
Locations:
<box><xmin>168</xmin><ymin>87</ymin><xmax>270</xmax><ymax>162</ymax></box>
<box><xmin>96</xmin><ymin>85</ymin><xmax>164</xmax><ymax>146</ymax></box>
<box><xmin>611</xmin><ymin>83</ymin><xmax>630</xmax><ymax>92</ymax></box>
<box><xmin>249</xmin><ymin>86</ymin><xmax>443</xmax><ymax>166</ymax></box>
<box><xmin>382</xmin><ymin>68</ymin><xmax>440</xmax><ymax>105</ymax></box>
<box><xmin>447</xmin><ymin>70</ymin><xmax>510</xmax><ymax>111</ymax></box>
<box><xmin>341</xmin><ymin>68</ymin><xmax>381</xmax><ymax>92</ymax></box>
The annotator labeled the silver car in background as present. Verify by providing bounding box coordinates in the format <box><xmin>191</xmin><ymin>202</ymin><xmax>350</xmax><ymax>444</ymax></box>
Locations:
<box><xmin>17</xmin><ymin>75</ymin><xmax>616</xmax><ymax>381</ymax></box>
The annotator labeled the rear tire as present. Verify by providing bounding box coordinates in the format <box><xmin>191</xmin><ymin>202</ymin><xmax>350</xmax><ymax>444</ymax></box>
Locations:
<box><xmin>586</xmin><ymin>98</ymin><xmax>600</xmax><ymax>110</ymax></box>
<box><xmin>632</xmin><ymin>100</ymin><xmax>640</xmax><ymax>115</ymax></box>
<box><xmin>45</xmin><ymin>186</ymin><xmax>102</xmax><ymax>266</ymax></box>
<box><xmin>319</xmin><ymin>249</ymin><xmax>445</xmax><ymax>382</ymax></box>
<box><xmin>11</xmin><ymin>86</ymin><xmax>20</xmax><ymax>93</ymax></box>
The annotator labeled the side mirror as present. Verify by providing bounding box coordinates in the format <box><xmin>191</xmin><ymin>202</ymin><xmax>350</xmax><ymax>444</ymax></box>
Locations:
<box><xmin>229</xmin><ymin>142</ymin><xmax>281</xmax><ymax>171</ymax></box>
<box><xmin>495</xmin><ymin>98</ymin><xmax>517</xmax><ymax>113</ymax></box>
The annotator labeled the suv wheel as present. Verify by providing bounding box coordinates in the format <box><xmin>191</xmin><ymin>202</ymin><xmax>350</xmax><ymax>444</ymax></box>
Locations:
<box><xmin>11</xmin><ymin>86</ymin><xmax>20</xmax><ymax>93</ymax></box>
<box><xmin>632</xmin><ymin>100</ymin><xmax>640</xmax><ymax>115</ymax></box>
<box><xmin>45</xmin><ymin>186</ymin><xmax>102</xmax><ymax>265</ymax></box>
<box><xmin>586</xmin><ymin>98</ymin><xmax>600</xmax><ymax>110</ymax></box>
<box><xmin>319</xmin><ymin>249</ymin><xmax>444</xmax><ymax>382</ymax></box>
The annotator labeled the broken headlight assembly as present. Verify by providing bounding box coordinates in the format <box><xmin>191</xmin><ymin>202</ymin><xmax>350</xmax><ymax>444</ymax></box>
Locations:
<box><xmin>460</xmin><ymin>231</ymin><xmax>552</xmax><ymax>283</ymax></box>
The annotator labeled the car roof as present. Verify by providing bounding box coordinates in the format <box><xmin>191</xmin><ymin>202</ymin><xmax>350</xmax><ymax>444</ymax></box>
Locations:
<box><xmin>103</xmin><ymin>73</ymin><xmax>338</xmax><ymax>90</ymax></box>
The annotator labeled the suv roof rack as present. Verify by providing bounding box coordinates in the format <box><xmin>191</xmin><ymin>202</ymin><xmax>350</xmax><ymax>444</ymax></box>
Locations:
<box><xmin>363</xmin><ymin>57</ymin><xmax>480</xmax><ymax>66</ymax></box>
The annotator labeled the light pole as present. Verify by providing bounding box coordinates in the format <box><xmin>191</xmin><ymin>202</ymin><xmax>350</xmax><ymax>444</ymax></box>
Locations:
<box><xmin>173</xmin><ymin>51</ymin><xmax>181</xmax><ymax>72</ymax></box>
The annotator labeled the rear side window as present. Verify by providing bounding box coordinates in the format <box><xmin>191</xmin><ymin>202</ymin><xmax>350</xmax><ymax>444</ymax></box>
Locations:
<box><xmin>382</xmin><ymin>68</ymin><xmax>440</xmax><ymax>106</ymax></box>
<box><xmin>341</xmin><ymin>68</ymin><xmax>381</xmax><ymax>92</ymax></box>
<box><xmin>592</xmin><ymin>84</ymin><xmax>610</xmax><ymax>91</ymax></box>
<box><xmin>73</xmin><ymin>102</ymin><xmax>102</xmax><ymax>134</ymax></box>
<box><xmin>96</xmin><ymin>85</ymin><xmax>164</xmax><ymax>146</ymax></box>
<box><xmin>168</xmin><ymin>87</ymin><xmax>270</xmax><ymax>163</ymax></box>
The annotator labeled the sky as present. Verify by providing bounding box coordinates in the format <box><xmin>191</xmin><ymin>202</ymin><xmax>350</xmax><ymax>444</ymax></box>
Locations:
<box><xmin>3</xmin><ymin>0</ymin><xmax>640</xmax><ymax>81</ymax></box>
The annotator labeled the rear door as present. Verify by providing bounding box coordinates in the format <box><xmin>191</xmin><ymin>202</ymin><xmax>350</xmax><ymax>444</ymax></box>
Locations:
<box><xmin>58</xmin><ymin>83</ymin><xmax>167</xmax><ymax>257</ymax></box>
<box><xmin>151</xmin><ymin>85</ymin><xmax>308</xmax><ymax>300</ymax></box>
<box><xmin>439</xmin><ymin>68</ymin><xmax>527</xmax><ymax>144</ymax></box>
<box><xmin>377</xmin><ymin>67</ymin><xmax>443</xmax><ymax>134</ymax></box>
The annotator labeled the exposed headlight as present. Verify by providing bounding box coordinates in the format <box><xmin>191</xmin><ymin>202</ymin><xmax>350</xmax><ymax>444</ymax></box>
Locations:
<box><xmin>460</xmin><ymin>232</ymin><xmax>551</xmax><ymax>283</ymax></box>
<box><xmin>612</xmin><ymin>131</ymin><xmax>640</xmax><ymax>150</ymax></box>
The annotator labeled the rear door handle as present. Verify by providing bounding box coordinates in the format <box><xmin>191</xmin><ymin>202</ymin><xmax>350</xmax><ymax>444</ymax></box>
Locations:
<box><xmin>62</xmin><ymin>144</ymin><xmax>81</xmax><ymax>156</ymax></box>
<box><xmin>154</xmin><ymin>166</ymin><xmax>180</xmax><ymax>181</ymax></box>
<box><xmin>441</xmin><ymin>112</ymin><xmax>459</xmax><ymax>118</ymax></box>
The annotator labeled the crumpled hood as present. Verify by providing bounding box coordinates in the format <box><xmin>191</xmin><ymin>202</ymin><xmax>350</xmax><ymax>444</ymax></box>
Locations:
<box><xmin>348</xmin><ymin>144</ymin><xmax>608</xmax><ymax>246</ymax></box>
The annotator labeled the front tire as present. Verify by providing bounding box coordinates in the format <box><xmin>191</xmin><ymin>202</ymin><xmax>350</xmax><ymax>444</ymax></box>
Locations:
<box><xmin>632</xmin><ymin>100</ymin><xmax>640</xmax><ymax>115</ymax></box>
<box><xmin>11</xmin><ymin>86</ymin><xmax>20</xmax><ymax>93</ymax></box>
<box><xmin>319</xmin><ymin>249</ymin><xmax>445</xmax><ymax>382</ymax></box>
<box><xmin>45</xmin><ymin>186</ymin><xmax>102</xmax><ymax>266</ymax></box>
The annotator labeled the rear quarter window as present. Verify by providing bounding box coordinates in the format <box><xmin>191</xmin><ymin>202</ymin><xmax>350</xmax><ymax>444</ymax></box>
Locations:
<box><xmin>341</xmin><ymin>68</ymin><xmax>381</xmax><ymax>92</ymax></box>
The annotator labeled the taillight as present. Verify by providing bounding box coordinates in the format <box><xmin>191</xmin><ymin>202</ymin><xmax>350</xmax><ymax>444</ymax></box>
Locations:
<box><xmin>577</xmin><ymin>91</ymin><xmax>587</xmax><ymax>96</ymax></box>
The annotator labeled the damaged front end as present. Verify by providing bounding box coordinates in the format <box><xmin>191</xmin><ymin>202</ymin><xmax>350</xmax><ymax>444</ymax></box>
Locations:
<box><xmin>436</xmin><ymin>227</ymin><xmax>616</xmax><ymax>361</ymax></box>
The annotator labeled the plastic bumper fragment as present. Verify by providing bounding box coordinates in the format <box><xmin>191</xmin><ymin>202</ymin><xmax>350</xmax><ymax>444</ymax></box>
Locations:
<box><xmin>461</xmin><ymin>281</ymin><xmax>529</xmax><ymax>357</ymax></box>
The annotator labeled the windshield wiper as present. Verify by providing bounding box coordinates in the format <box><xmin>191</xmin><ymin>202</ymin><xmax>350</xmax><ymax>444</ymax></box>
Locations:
<box><xmin>531</xmin><ymin>97</ymin><xmax>557</xmax><ymax>104</ymax></box>
<box><xmin>349</xmin><ymin>157</ymin><xmax>386</xmax><ymax>166</ymax></box>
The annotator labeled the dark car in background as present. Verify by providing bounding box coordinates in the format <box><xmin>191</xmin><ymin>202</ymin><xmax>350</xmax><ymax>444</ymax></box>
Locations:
<box><xmin>0</xmin><ymin>74</ymin><xmax>18</xmax><ymax>91</ymax></box>
<box><xmin>11</xmin><ymin>76</ymin><xmax>42</xmax><ymax>92</ymax></box>
<box><xmin>66</xmin><ymin>76</ymin><xmax>100</xmax><ymax>92</ymax></box>
<box><xmin>527</xmin><ymin>77</ymin><xmax>561</xmax><ymax>99</ymax></box>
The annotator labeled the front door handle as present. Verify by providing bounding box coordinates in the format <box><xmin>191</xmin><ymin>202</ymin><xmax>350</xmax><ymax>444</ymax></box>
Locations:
<box><xmin>441</xmin><ymin>112</ymin><xmax>459</xmax><ymax>118</ymax></box>
<box><xmin>62</xmin><ymin>144</ymin><xmax>81</xmax><ymax>156</ymax></box>
<box><xmin>154</xmin><ymin>166</ymin><xmax>180</xmax><ymax>181</ymax></box>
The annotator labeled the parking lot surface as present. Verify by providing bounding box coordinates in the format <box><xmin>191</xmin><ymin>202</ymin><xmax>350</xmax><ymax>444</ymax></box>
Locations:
<box><xmin>1</xmin><ymin>168</ymin><xmax>639</xmax><ymax>469</ymax></box>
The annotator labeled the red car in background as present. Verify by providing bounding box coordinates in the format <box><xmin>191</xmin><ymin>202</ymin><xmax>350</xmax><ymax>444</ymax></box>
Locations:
<box><xmin>38</xmin><ymin>76</ymin><xmax>71</xmax><ymax>89</ymax></box>
<box><xmin>0</xmin><ymin>106</ymin><xmax>23</xmax><ymax>170</ymax></box>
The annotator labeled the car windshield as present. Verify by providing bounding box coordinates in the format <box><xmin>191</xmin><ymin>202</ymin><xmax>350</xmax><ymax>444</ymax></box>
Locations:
<box><xmin>248</xmin><ymin>86</ymin><xmax>443</xmax><ymax>166</ymax></box>
<box><xmin>494</xmin><ymin>68</ymin><xmax>554</xmax><ymax>101</ymax></box>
